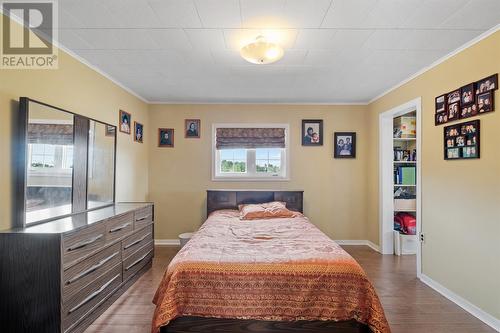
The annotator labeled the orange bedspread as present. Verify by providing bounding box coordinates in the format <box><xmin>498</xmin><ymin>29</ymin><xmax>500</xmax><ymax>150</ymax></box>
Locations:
<box><xmin>152</xmin><ymin>210</ymin><xmax>390</xmax><ymax>333</ymax></box>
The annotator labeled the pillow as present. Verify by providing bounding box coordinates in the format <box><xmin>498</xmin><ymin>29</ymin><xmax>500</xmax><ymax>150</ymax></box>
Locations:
<box><xmin>238</xmin><ymin>201</ymin><xmax>287</xmax><ymax>211</ymax></box>
<box><xmin>239</xmin><ymin>201</ymin><xmax>295</xmax><ymax>220</ymax></box>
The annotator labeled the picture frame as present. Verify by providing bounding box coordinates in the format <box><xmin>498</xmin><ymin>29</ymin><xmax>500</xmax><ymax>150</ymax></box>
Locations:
<box><xmin>447</xmin><ymin>102</ymin><xmax>460</xmax><ymax>121</ymax></box>
<box><xmin>185</xmin><ymin>119</ymin><xmax>201</xmax><ymax>138</ymax></box>
<box><xmin>477</xmin><ymin>91</ymin><xmax>494</xmax><ymax>114</ymax></box>
<box><xmin>119</xmin><ymin>110</ymin><xmax>131</xmax><ymax>134</ymax></box>
<box><xmin>105</xmin><ymin>124</ymin><xmax>116</xmax><ymax>137</ymax></box>
<box><xmin>435</xmin><ymin>94</ymin><xmax>446</xmax><ymax>113</ymax></box>
<box><xmin>158</xmin><ymin>128</ymin><xmax>174</xmax><ymax>147</ymax></box>
<box><xmin>460</xmin><ymin>103</ymin><xmax>478</xmax><ymax>119</ymax></box>
<box><xmin>334</xmin><ymin>132</ymin><xmax>356</xmax><ymax>158</ymax></box>
<box><xmin>475</xmin><ymin>73</ymin><xmax>498</xmax><ymax>94</ymax></box>
<box><xmin>447</xmin><ymin>89</ymin><xmax>460</xmax><ymax>105</ymax></box>
<box><xmin>444</xmin><ymin>120</ymin><xmax>480</xmax><ymax>160</ymax></box>
<box><xmin>134</xmin><ymin>121</ymin><xmax>144</xmax><ymax>143</ymax></box>
<box><xmin>435</xmin><ymin>112</ymin><xmax>448</xmax><ymax>126</ymax></box>
<box><xmin>301</xmin><ymin>119</ymin><xmax>323</xmax><ymax>146</ymax></box>
<box><xmin>460</xmin><ymin>83</ymin><xmax>475</xmax><ymax>106</ymax></box>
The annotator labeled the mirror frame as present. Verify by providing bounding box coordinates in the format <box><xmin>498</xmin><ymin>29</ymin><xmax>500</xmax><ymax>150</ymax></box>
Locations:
<box><xmin>15</xmin><ymin>97</ymin><xmax>117</xmax><ymax>228</ymax></box>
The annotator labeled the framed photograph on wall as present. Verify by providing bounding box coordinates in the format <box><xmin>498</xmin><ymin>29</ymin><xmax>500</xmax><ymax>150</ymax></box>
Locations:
<box><xmin>334</xmin><ymin>132</ymin><xmax>356</xmax><ymax>158</ymax></box>
<box><xmin>460</xmin><ymin>83</ymin><xmax>475</xmax><ymax>105</ymax></box>
<box><xmin>302</xmin><ymin>119</ymin><xmax>323</xmax><ymax>146</ymax></box>
<box><xmin>444</xmin><ymin>120</ymin><xmax>480</xmax><ymax>160</ymax></box>
<box><xmin>158</xmin><ymin>128</ymin><xmax>174</xmax><ymax>147</ymax></box>
<box><xmin>476</xmin><ymin>73</ymin><xmax>498</xmax><ymax>94</ymax></box>
<box><xmin>447</xmin><ymin>102</ymin><xmax>460</xmax><ymax>121</ymax></box>
<box><xmin>119</xmin><ymin>110</ymin><xmax>131</xmax><ymax>134</ymax></box>
<box><xmin>477</xmin><ymin>91</ymin><xmax>494</xmax><ymax>114</ymax></box>
<box><xmin>134</xmin><ymin>122</ymin><xmax>144</xmax><ymax>143</ymax></box>
<box><xmin>185</xmin><ymin>119</ymin><xmax>200</xmax><ymax>138</ymax></box>
<box><xmin>447</xmin><ymin>89</ymin><xmax>460</xmax><ymax>104</ymax></box>
<box><xmin>460</xmin><ymin>104</ymin><xmax>478</xmax><ymax>119</ymax></box>
<box><xmin>435</xmin><ymin>112</ymin><xmax>448</xmax><ymax>126</ymax></box>
<box><xmin>435</xmin><ymin>94</ymin><xmax>446</xmax><ymax>113</ymax></box>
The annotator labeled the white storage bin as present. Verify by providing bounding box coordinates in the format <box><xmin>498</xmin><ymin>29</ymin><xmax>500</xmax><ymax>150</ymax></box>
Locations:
<box><xmin>393</xmin><ymin>230</ymin><xmax>417</xmax><ymax>256</ymax></box>
<box><xmin>179</xmin><ymin>232</ymin><xmax>194</xmax><ymax>248</ymax></box>
<box><xmin>394</xmin><ymin>199</ymin><xmax>416</xmax><ymax>211</ymax></box>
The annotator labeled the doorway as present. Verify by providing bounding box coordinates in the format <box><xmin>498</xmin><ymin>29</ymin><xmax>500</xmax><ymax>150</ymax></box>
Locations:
<box><xmin>379</xmin><ymin>97</ymin><xmax>422</xmax><ymax>277</ymax></box>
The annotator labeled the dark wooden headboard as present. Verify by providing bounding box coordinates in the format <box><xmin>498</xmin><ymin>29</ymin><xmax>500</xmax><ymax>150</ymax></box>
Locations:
<box><xmin>207</xmin><ymin>190</ymin><xmax>304</xmax><ymax>216</ymax></box>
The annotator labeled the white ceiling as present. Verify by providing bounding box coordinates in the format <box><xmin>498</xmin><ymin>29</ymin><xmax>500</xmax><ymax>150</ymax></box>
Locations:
<box><xmin>56</xmin><ymin>0</ymin><xmax>500</xmax><ymax>103</ymax></box>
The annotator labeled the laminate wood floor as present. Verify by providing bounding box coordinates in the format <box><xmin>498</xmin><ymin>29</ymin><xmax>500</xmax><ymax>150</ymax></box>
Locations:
<box><xmin>84</xmin><ymin>245</ymin><xmax>495</xmax><ymax>333</ymax></box>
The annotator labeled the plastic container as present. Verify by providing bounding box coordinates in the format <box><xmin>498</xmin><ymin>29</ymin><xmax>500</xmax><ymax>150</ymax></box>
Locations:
<box><xmin>394</xmin><ymin>198</ymin><xmax>416</xmax><ymax>211</ymax></box>
<box><xmin>179</xmin><ymin>232</ymin><xmax>194</xmax><ymax>248</ymax></box>
<box><xmin>393</xmin><ymin>230</ymin><xmax>417</xmax><ymax>256</ymax></box>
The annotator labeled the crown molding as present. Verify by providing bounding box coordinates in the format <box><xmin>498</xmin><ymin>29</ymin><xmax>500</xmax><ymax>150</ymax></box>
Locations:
<box><xmin>147</xmin><ymin>101</ymin><xmax>368</xmax><ymax>105</ymax></box>
<box><xmin>368</xmin><ymin>24</ymin><xmax>500</xmax><ymax>105</ymax></box>
<box><xmin>54</xmin><ymin>44</ymin><xmax>149</xmax><ymax>104</ymax></box>
<box><xmin>0</xmin><ymin>9</ymin><xmax>148</xmax><ymax>104</ymax></box>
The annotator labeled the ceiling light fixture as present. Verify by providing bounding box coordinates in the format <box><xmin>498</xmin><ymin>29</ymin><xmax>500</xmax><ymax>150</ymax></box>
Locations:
<box><xmin>240</xmin><ymin>35</ymin><xmax>284</xmax><ymax>65</ymax></box>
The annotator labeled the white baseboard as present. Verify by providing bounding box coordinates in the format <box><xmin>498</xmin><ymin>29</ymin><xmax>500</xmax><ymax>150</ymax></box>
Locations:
<box><xmin>155</xmin><ymin>239</ymin><xmax>180</xmax><ymax>246</ymax></box>
<box><xmin>420</xmin><ymin>274</ymin><xmax>500</xmax><ymax>332</ymax></box>
<box><xmin>334</xmin><ymin>240</ymin><xmax>380</xmax><ymax>253</ymax></box>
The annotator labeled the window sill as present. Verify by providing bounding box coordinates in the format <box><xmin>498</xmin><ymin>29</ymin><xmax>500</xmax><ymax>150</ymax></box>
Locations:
<box><xmin>212</xmin><ymin>177</ymin><xmax>290</xmax><ymax>182</ymax></box>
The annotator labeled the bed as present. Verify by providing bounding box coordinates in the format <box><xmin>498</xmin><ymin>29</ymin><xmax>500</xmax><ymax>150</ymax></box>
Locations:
<box><xmin>153</xmin><ymin>190</ymin><xmax>390</xmax><ymax>333</ymax></box>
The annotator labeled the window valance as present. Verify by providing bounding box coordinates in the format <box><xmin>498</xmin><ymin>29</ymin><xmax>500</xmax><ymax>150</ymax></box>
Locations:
<box><xmin>216</xmin><ymin>127</ymin><xmax>285</xmax><ymax>149</ymax></box>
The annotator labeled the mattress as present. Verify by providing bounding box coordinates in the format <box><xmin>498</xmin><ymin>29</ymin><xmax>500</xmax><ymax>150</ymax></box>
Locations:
<box><xmin>152</xmin><ymin>209</ymin><xmax>390</xmax><ymax>333</ymax></box>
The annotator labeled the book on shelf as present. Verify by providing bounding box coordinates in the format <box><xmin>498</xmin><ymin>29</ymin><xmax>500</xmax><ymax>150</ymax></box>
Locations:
<box><xmin>393</xmin><ymin>148</ymin><xmax>417</xmax><ymax>162</ymax></box>
<box><xmin>394</xmin><ymin>166</ymin><xmax>416</xmax><ymax>185</ymax></box>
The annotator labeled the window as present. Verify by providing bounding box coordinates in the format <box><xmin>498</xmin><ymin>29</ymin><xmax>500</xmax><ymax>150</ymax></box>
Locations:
<box><xmin>29</xmin><ymin>144</ymin><xmax>73</xmax><ymax>171</ymax></box>
<box><xmin>220</xmin><ymin>149</ymin><xmax>247</xmax><ymax>173</ymax></box>
<box><xmin>30</xmin><ymin>144</ymin><xmax>55</xmax><ymax>169</ymax></box>
<box><xmin>256</xmin><ymin>148</ymin><xmax>282</xmax><ymax>174</ymax></box>
<box><xmin>213</xmin><ymin>124</ymin><xmax>289</xmax><ymax>180</ymax></box>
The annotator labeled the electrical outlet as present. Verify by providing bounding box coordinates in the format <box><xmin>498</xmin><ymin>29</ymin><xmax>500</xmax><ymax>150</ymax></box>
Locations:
<box><xmin>419</xmin><ymin>233</ymin><xmax>425</xmax><ymax>243</ymax></box>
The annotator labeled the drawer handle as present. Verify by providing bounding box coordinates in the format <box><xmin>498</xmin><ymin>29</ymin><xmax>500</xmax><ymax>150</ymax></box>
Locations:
<box><xmin>68</xmin><ymin>274</ymin><xmax>120</xmax><ymax>314</ymax></box>
<box><xmin>66</xmin><ymin>252</ymin><xmax>120</xmax><ymax>285</ymax></box>
<box><xmin>67</xmin><ymin>234</ymin><xmax>103</xmax><ymax>252</ymax></box>
<box><xmin>124</xmin><ymin>232</ymin><xmax>152</xmax><ymax>250</ymax></box>
<box><xmin>109</xmin><ymin>222</ymin><xmax>132</xmax><ymax>233</ymax></box>
<box><xmin>135</xmin><ymin>216</ymin><xmax>149</xmax><ymax>222</ymax></box>
<box><xmin>125</xmin><ymin>250</ymin><xmax>152</xmax><ymax>271</ymax></box>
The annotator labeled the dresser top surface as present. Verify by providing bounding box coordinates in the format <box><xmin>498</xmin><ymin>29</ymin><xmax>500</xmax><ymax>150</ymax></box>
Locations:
<box><xmin>2</xmin><ymin>202</ymin><xmax>153</xmax><ymax>234</ymax></box>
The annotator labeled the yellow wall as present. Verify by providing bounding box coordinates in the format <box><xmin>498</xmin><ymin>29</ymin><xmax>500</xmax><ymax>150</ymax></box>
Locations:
<box><xmin>0</xmin><ymin>17</ymin><xmax>150</xmax><ymax>231</ymax></box>
<box><xmin>148</xmin><ymin>104</ymin><xmax>370</xmax><ymax>241</ymax></box>
<box><xmin>367</xmin><ymin>31</ymin><xmax>500</xmax><ymax>320</ymax></box>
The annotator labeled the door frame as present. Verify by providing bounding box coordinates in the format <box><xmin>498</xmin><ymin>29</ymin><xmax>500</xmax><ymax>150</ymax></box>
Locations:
<box><xmin>378</xmin><ymin>97</ymin><xmax>422</xmax><ymax>277</ymax></box>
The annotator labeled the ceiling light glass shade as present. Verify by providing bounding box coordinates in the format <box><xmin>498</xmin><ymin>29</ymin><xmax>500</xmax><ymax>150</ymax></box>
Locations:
<box><xmin>240</xmin><ymin>36</ymin><xmax>284</xmax><ymax>65</ymax></box>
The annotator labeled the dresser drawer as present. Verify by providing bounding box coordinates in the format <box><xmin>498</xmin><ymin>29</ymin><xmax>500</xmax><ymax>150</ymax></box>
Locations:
<box><xmin>63</xmin><ymin>223</ymin><xmax>106</xmax><ymax>268</ymax></box>
<box><xmin>63</xmin><ymin>263</ymin><xmax>122</xmax><ymax>332</ymax></box>
<box><xmin>134</xmin><ymin>205</ymin><xmax>153</xmax><ymax>229</ymax></box>
<box><xmin>122</xmin><ymin>225</ymin><xmax>153</xmax><ymax>260</ymax></box>
<box><xmin>123</xmin><ymin>240</ymin><xmax>154</xmax><ymax>282</ymax></box>
<box><xmin>63</xmin><ymin>243</ymin><xmax>121</xmax><ymax>302</ymax></box>
<box><xmin>106</xmin><ymin>212</ymin><xmax>134</xmax><ymax>244</ymax></box>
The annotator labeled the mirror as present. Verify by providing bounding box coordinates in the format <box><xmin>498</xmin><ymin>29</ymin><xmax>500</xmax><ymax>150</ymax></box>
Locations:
<box><xmin>19</xmin><ymin>98</ymin><xmax>117</xmax><ymax>227</ymax></box>
<box><xmin>87</xmin><ymin>121</ymin><xmax>115</xmax><ymax>209</ymax></box>
<box><xmin>26</xmin><ymin>101</ymin><xmax>74</xmax><ymax>224</ymax></box>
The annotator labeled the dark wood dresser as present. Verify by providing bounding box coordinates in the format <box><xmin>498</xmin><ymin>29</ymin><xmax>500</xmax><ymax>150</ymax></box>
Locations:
<box><xmin>0</xmin><ymin>202</ymin><xmax>154</xmax><ymax>333</ymax></box>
